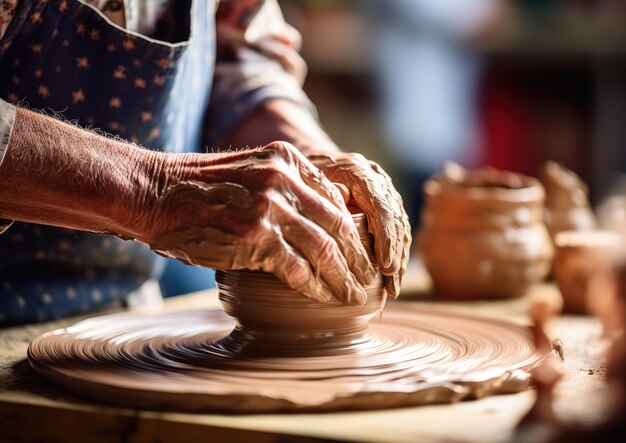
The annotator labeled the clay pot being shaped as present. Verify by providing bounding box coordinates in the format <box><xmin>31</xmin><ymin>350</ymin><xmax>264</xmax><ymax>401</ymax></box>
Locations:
<box><xmin>418</xmin><ymin>164</ymin><xmax>553</xmax><ymax>300</ymax></box>
<box><xmin>216</xmin><ymin>212</ymin><xmax>385</xmax><ymax>357</ymax></box>
<box><xmin>538</xmin><ymin>161</ymin><xmax>596</xmax><ymax>242</ymax></box>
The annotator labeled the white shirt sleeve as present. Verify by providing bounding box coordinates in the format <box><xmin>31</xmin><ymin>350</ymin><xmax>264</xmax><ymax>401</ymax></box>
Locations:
<box><xmin>0</xmin><ymin>97</ymin><xmax>16</xmax><ymax>169</ymax></box>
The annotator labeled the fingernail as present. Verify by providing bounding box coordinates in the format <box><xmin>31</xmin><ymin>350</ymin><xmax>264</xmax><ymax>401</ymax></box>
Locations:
<box><xmin>340</xmin><ymin>272</ymin><xmax>367</xmax><ymax>306</ymax></box>
<box><xmin>333</xmin><ymin>182</ymin><xmax>350</xmax><ymax>205</ymax></box>
<box><xmin>380</xmin><ymin>256</ymin><xmax>400</xmax><ymax>276</ymax></box>
<box><xmin>384</xmin><ymin>275</ymin><xmax>400</xmax><ymax>299</ymax></box>
<box><xmin>349</xmin><ymin>286</ymin><xmax>367</xmax><ymax>306</ymax></box>
<box><xmin>379</xmin><ymin>236</ymin><xmax>394</xmax><ymax>269</ymax></box>
<box><xmin>379</xmin><ymin>255</ymin><xmax>393</xmax><ymax>273</ymax></box>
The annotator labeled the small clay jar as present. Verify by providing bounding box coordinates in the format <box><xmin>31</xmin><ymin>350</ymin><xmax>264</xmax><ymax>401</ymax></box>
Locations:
<box><xmin>418</xmin><ymin>165</ymin><xmax>553</xmax><ymax>300</ymax></box>
<box><xmin>538</xmin><ymin>161</ymin><xmax>596</xmax><ymax>242</ymax></box>
<box><xmin>216</xmin><ymin>212</ymin><xmax>385</xmax><ymax>357</ymax></box>
<box><xmin>554</xmin><ymin>230</ymin><xmax>623</xmax><ymax>314</ymax></box>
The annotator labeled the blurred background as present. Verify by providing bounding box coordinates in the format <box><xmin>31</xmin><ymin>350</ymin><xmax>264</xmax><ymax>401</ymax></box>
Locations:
<box><xmin>279</xmin><ymin>0</ymin><xmax>626</xmax><ymax>227</ymax></box>
<box><xmin>162</xmin><ymin>0</ymin><xmax>626</xmax><ymax>297</ymax></box>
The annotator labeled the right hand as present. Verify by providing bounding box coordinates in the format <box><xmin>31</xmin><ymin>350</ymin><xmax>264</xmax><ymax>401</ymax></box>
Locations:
<box><xmin>142</xmin><ymin>142</ymin><xmax>376</xmax><ymax>305</ymax></box>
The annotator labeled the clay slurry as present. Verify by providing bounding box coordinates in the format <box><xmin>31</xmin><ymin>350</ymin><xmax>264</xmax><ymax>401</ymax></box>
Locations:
<box><xmin>28</xmin><ymin>213</ymin><xmax>540</xmax><ymax>412</ymax></box>
<box><xmin>28</xmin><ymin>306</ymin><xmax>539</xmax><ymax>412</ymax></box>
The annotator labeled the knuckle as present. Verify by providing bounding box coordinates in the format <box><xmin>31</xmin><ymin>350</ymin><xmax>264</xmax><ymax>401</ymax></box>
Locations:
<box><xmin>242</xmin><ymin>217</ymin><xmax>270</xmax><ymax>245</ymax></box>
<box><xmin>368</xmin><ymin>159</ymin><xmax>383</xmax><ymax>171</ymax></box>
<box><xmin>252</xmin><ymin>192</ymin><xmax>271</xmax><ymax>214</ymax></box>
<box><xmin>268</xmin><ymin>141</ymin><xmax>294</xmax><ymax>161</ymax></box>
<box><xmin>255</xmin><ymin>142</ymin><xmax>288</xmax><ymax>162</ymax></box>
<box><xmin>349</xmin><ymin>152</ymin><xmax>367</xmax><ymax>164</ymax></box>
<box><xmin>260</xmin><ymin>165</ymin><xmax>289</xmax><ymax>189</ymax></box>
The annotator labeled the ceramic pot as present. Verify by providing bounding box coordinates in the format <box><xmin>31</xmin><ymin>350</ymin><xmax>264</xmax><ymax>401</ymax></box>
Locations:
<box><xmin>216</xmin><ymin>212</ymin><xmax>385</xmax><ymax>356</ymax></box>
<box><xmin>418</xmin><ymin>166</ymin><xmax>553</xmax><ymax>299</ymax></box>
<box><xmin>539</xmin><ymin>161</ymin><xmax>596</xmax><ymax>242</ymax></box>
<box><xmin>554</xmin><ymin>230</ymin><xmax>623</xmax><ymax>314</ymax></box>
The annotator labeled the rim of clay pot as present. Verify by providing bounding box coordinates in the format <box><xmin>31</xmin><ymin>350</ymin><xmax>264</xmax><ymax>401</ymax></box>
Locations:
<box><xmin>424</xmin><ymin>169</ymin><xmax>544</xmax><ymax>203</ymax></box>
<box><xmin>540</xmin><ymin>161</ymin><xmax>588</xmax><ymax>193</ymax></box>
<box><xmin>555</xmin><ymin>229</ymin><xmax>624</xmax><ymax>249</ymax></box>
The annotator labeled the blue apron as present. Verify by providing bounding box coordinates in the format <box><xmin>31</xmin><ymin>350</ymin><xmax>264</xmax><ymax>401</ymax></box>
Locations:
<box><xmin>0</xmin><ymin>0</ymin><xmax>216</xmax><ymax>325</ymax></box>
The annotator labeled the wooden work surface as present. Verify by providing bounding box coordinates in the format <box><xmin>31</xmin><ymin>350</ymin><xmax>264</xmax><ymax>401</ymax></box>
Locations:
<box><xmin>0</xmin><ymin>264</ymin><xmax>609</xmax><ymax>443</ymax></box>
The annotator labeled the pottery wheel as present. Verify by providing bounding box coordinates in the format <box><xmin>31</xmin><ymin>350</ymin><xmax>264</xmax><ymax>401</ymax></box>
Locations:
<box><xmin>28</xmin><ymin>305</ymin><xmax>539</xmax><ymax>412</ymax></box>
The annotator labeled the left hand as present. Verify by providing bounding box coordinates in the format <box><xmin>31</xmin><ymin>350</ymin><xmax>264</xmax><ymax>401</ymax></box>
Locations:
<box><xmin>308</xmin><ymin>152</ymin><xmax>412</xmax><ymax>298</ymax></box>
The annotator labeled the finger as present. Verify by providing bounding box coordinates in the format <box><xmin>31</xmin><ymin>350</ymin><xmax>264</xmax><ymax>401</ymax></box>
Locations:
<box><xmin>369</xmin><ymin>160</ymin><xmax>403</xmax><ymax>235</ymax></box>
<box><xmin>251</xmin><ymin>40</ymin><xmax>307</xmax><ymax>82</ymax></box>
<box><xmin>289</xmin><ymin>148</ymin><xmax>350</xmax><ymax>212</ymax></box>
<box><xmin>280</xmin><ymin>170</ymin><xmax>376</xmax><ymax>286</ymax></box>
<box><xmin>340</xmin><ymin>162</ymin><xmax>398</xmax><ymax>272</ymax></box>
<box><xmin>264</xmin><ymin>234</ymin><xmax>335</xmax><ymax>304</ymax></box>
<box><xmin>260</xmin><ymin>144</ymin><xmax>376</xmax><ymax>285</ymax></box>
<box><xmin>218</xmin><ymin>145</ymin><xmax>376</xmax><ymax>286</ymax></box>
<box><xmin>372</xmin><ymin>161</ymin><xmax>412</xmax><ymax>298</ymax></box>
<box><xmin>226</xmin><ymin>143</ymin><xmax>349</xmax><ymax>212</ymax></box>
<box><xmin>271</xmin><ymin>197</ymin><xmax>368</xmax><ymax>306</ymax></box>
<box><xmin>384</xmin><ymin>274</ymin><xmax>400</xmax><ymax>298</ymax></box>
<box><xmin>271</xmin><ymin>47</ymin><xmax>307</xmax><ymax>83</ymax></box>
<box><xmin>396</xmin><ymin>191</ymin><xmax>412</xmax><ymax>295</ymax></box>
<box><xmin>274</xmin><ymin>25</ymin><xmax>303</xmax><ymax>50</ymax></box>
<box><xmin>333</xmin><ymin>182</ymin><xmax>351</xmax><ymax>206</ymax></box>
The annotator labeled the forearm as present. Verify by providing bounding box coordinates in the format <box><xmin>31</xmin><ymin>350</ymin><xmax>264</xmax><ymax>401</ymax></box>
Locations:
<box><xmin>219</xmin><ymin>99</ymin><xmax>340</xmax><ymax>156</ymax></box>
<box><xmin>0</xmin><ymin>108</ymin><xmax>161</xmax><ymax>240</ymax></box>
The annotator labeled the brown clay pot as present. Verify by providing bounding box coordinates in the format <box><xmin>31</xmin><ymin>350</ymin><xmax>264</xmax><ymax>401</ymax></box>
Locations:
<box><xmin>554</xmin><ymin>230</ymin><xmax>623</xmax><ymax>314</ymax></box>
<box><xmin>418</xmin><ymin>165</ymin><xmax>553</xmax><ymax>300</ymax></box>
<box><xmin>538</xmin><ymin>161</ymin><xmax>596</xmax><ymax>242</ymax></box>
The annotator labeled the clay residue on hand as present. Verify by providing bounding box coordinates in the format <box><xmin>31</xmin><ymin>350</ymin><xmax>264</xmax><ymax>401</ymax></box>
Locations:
<box><xmin>307</xmin><ymin>152</ymin><xmax>412</xmax><ymax>299</ymax></box>
<box><xmin>144</xmin><ymin>143</ymin><xmax>377</xmax><ymax>305</ymax></box>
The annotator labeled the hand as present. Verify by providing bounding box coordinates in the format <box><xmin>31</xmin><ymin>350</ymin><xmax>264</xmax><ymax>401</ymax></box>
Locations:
<box><xmin>307</xmin><ymin>152</ymin><xmax>411</xmax><ymax>298</ymax></box>
<box><xmin>144</xmin><ymin>142</ymin><xmax>376</xmax><ymax>305</ymax></box>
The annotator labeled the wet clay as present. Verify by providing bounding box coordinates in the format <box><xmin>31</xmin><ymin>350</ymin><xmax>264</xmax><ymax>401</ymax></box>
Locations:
<box><xmin>418</xmin><ymin>164</ymin><xmax>553</xmax><ymax>300</ymax></box>
<box><xmin>307</xmin><ymin>152</ymin><xmax>412</xmax><ymax>298</ymax></box>
<box><xmin>146</xmin><ymin>142</ymin><xmax>377</xmax><ymax>306</ymax></box>
<box><xmin>538</xmin><ymin>161</ymin><xmax>596</xmax><ymax>241</ymax></box>
<box><xmin>28</xmin><ymin>305</ymin><xmax>539</xmax><ymax>412</ymax></box>
<box><xmin>28</xmin><ymin>213</ymin><xmax>538</xmax><ymax>412</ymax></box>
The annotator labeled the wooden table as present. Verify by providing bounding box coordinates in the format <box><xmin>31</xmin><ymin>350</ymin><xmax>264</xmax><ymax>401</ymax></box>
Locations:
<box><xmin>0</xmin><ymin>264</ymin><xmax>609</xmax><ymax>443</ymax></box>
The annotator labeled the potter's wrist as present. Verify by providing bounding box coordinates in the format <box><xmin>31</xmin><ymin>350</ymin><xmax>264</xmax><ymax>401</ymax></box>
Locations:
<box><xmin>136</xmin><ymin>150</ymin><xmax>224</xmax><ymax>242</ymax></box>
<box><xmin>102</xmin><ymin>145</ymin><xmax>163</xmax><ymax>243</ymax></box>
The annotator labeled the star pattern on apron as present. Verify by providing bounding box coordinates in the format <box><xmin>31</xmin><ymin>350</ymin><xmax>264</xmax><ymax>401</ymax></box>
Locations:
<box><xmin>0</xmin><ymin>0</ymin><xmax>314</xmax><ymax>326</ymax></box>
<box><xmin>0</xmin><ymin>0</ymin><xmax>215</xmax><ymax>325</ymax></box>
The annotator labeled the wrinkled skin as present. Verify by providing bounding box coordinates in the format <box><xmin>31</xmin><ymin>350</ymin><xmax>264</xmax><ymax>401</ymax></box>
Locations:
<box><xmin>146</xmin><ymin>142</ymin><xmax>377</xmax><ymax>305</ymax></box>
<box><xmin>307</xmin><ymin>152</ymin><xmax>412</xmax><ymax>298</ymax></box>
